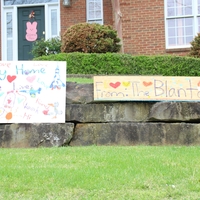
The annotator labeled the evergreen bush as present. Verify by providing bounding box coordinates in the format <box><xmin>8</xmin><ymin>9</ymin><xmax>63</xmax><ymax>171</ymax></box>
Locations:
<box><xmin>34</xmin><ymin>53</ymin><xmax>200</xmax><ymax>76</ymax></box>
<box><xmin>31</xmin><ymin>37</ymin><xmax>61</xmax><ymax>58</ymax></box>
<box><xmin>61</xmin><ymin>23</ymin><xmax>121</xmax><ymax>53</ymax></box>
<box><xmin>189</xmin><ymin>33</ymin><xmax>200</xmax><ymax>58</ymax></box>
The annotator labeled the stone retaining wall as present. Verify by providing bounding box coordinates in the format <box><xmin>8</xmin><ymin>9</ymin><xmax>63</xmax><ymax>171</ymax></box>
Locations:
<box><xmin>1</xmin><ymin>82</ymin><xmax>200</xmax><ymax>147</ymax></box>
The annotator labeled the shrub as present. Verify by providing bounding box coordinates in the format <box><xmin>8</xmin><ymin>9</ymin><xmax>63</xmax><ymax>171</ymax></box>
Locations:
<box><xmin>34</xmin><ymin>52</ymin><xmax>200</xmax><ymax>76</ymax></box>
<box><xmin>189</xmin><ymin>33</ymin><xmax>200</xmax><ymax>58</ymax></box>
<box><xmin>31</xmin><ymin>37</ymin><xmax>61</xmax><ymax>58</ymax></box>
<box><xmin>61</xmin><ymin>23</ymin><xmax>121</xmax><ymax>53</ymax></box>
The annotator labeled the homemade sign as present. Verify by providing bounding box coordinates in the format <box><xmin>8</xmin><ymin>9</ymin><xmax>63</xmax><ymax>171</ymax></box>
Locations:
<box><xmin>0</xmin><ymin>61</ymin><xmax>66</xmax><ymax>123</ymax></box>
<box><xmin>94</xmin><ymin>76</ymin><xmax>200</xmax><ymax>101</ymax></box>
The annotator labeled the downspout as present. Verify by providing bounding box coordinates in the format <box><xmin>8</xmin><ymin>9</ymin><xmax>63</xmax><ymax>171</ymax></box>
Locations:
<box><xmin>111</xmin><ymin>0</ymin><xmax>124</xmax><ymax>53</ymax></box>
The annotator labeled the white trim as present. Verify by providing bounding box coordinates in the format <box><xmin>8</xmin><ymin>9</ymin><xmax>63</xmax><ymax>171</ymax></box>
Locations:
<box><xmin>13</xmin><ymin>6</ymin><xmax>18</xmax><ymax>60</ymax></box>
<box><xmin>1</xmin><ymin>6</ymin><xmax>18</xmax><ymax>60</ymax></box>
<box><xmin>47</xmin><ymin>4</ymin><xmax>60</xmax><ymax>39</ymax></box>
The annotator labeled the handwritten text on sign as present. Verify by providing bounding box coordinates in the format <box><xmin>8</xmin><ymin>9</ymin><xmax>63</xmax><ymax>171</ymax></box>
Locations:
<box><xmin>0</xmin><ymin>61</ymin><xmax>66</xmax><ymax>123</ymax></box>
<box><xmin>94</xmin><ymin>76</ymin><xmax>200</xmax><ymax>101</ymax></box>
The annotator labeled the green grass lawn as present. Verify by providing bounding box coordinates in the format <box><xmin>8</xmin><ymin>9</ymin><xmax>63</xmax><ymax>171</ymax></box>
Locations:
<box><xmin>67</xmin><ymin>77</ymin><xmax>93</xmax><ymax>84</ymax></box>
<box><xmin>0</xmin><ymin>146</ymin><xmax>200</xmax><ymax>200</ymax></box>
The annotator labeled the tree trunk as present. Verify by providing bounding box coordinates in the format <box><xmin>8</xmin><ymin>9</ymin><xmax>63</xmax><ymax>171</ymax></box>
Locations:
<box><xmin>111</xmin><ymin>0</ymin><xmax>124</xmax><ymax>53</ymax></box>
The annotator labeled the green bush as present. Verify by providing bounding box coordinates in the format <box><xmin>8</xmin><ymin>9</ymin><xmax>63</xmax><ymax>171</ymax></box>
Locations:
<box><xmin>189</xmin><ymin>33</ymin><xmax>200</xmax><ymax>58</ymax></box>
<box><xmin>34</xmin><ymin>52</ymin><xmax>200</xmax><ymax>76</ymax></box>
<box><xmin>31</xmin><ymin>37</ymin><xmax>61</xmax><ymax>58</ymax></box>
<box><xmin>61</xmin><ymin>23</ymin><xmax>121</xmax><ymax>53</ymax></box>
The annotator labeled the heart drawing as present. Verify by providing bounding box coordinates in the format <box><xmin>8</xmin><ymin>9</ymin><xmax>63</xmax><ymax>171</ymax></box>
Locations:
<box><xmin>7</xmin><ymin>75</ymin><xmax>16</xmax><ymax>83</ymax></box>
<box><xmin>26</xmin><ymin>75</ymin><xmax>36</xmax><ymax>83</ymax></box>
<box><xmin>109</xmin><ymin>82</ymin><xmax>121</xmax><ymax>89</ymax></box>
<box><xmin>122</xmin><ymin>82</ymin><xmax>131</xmax><ymax>87</ymax></box>
<box><xmin>143</xmin><ymin>81</ymin><xmax>152</xmax><ymax>87</ymax></box>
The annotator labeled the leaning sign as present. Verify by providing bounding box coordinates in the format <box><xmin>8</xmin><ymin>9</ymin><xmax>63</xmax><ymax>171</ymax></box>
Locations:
<box><xmin>94</xmin><ymin>76</ymin><xmax>200</xmax><ymax>101</ymax></box>
<box><xmin>0</xmin><ymin>61</ymin><xmax>66</xmax><ymax>123</ymax></box>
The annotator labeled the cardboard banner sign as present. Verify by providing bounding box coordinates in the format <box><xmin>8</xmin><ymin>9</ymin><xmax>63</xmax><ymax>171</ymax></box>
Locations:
<box><xmin>94</xmin><ymin>76</ymin><xmax>200</xmax><ymax>101</ymax></box>
<box><xmin>0</xmin><ymin>61</ymin><xmax>66</xmax><ymax>123</ymax></box>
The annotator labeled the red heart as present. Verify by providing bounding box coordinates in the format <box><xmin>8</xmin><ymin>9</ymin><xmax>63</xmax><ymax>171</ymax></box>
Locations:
<box><xmin>7</xmin><ymin>99</ymin><xmax>12</xmax><ymax>104</ymax></box>
<box><xmin>7</xmin><ymin>75</ymin><xmax>16</xmax><ymax>83</ymax></box>
<box><xmin>109</xmin><ymin>82</ymin><xmax>121</xmax><ymax>89</ymax></box>
<box><xmin>43</xmin><ymin>110</ymin><xmax>49</xmax><ymax>115</ymax></box>
<box><xmin>143</xmin><ymin>81</ymin><xmax>152</xmax><ymax>87</ymax></box>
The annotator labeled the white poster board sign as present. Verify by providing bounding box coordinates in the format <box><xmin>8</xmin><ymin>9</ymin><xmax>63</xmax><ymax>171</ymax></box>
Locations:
<box><xmin>0</xmin><ymin>61</ymin><xmax>66</xmax><ymax>123</ymax></box>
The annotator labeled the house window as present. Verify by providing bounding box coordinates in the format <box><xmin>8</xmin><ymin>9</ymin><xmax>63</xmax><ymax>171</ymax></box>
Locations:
<box><xmin>51</xmin><ymin>9</ymin><xmax>58</xmax><ymax>37</ymax></box>
<box><xmin>87</xmin><ymin>0</ymin><xmax>103</xmax><ymax>24</ymax></box>
<box><xmin>6</xmin><ymin>12</ymin><xmax>13</xmax><ymax>61</ymax></box>
<box><xmin>165</xmin><ymin>0</ymin><xmax>199</xmax><ymax>49</ymax></box>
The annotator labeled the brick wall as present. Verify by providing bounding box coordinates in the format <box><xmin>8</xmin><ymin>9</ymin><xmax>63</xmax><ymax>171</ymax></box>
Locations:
<box><xmin>119</xmin><ymin>0</ymin><xmax>165</xmax><ymax>55</ymax></box>
<box><xmin>60</xmin><ymin>0</ymin><xmax>86</xmax><ymax>35</ymax></box>
<box><xmin>60</xmin><ymin>0</ymin><xmax>113</xmax><ymax>36</ymax></box>
<box><xmin>119</xmin><ymin>0</ymin><xmax>190</xmax><ymax>56</ymax></box>
<box><xmin>103</xmin><ymin>0</ymin><xmax>113</xmax><ymax>25</ymax></box>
